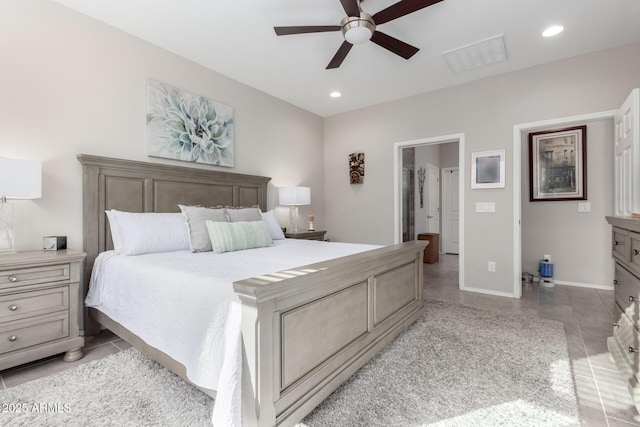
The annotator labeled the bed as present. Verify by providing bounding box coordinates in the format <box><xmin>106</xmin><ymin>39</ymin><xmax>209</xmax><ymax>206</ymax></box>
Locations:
<box><xmin>78</xmin><ymin>154</ymin><xmax>427</xmax><ymax>426</ymax></box>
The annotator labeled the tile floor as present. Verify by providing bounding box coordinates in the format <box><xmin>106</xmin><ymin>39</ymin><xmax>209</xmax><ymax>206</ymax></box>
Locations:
<box><xmin>0</xmin><ymin>253</ymin><xmax>638</xmax><ymax>426</ymax></box>
<box><xmin>424</xmin><ymin>254</ymin><xmax>640</xmax><ymax>427</ymax></box>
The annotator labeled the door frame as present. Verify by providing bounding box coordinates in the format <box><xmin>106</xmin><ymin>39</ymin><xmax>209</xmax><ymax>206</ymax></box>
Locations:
<box><xmin>513</xmin><ymin>110</ymin><xmax>617</xmax><ymax>298</ymax></box>
<box><xmin>393</xmin><ymin>133</ymin><xmax>465</xmax><ymax>289</ymax></box>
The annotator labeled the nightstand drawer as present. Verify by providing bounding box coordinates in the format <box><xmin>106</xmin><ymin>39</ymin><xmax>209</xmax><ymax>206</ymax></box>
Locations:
<box><xmin>0</xmin><ymin>313</ymin><xmax>69</xmax><ymax>353</ymax></box>
<box><xmin>0</xmin><ymin>287</ymin><xmax>69</xmax><ymax>323</ymax></box>
<box><xmin>0</xmin><ymin>264</ymin><xmax>70</xmax><ymax>290</ymax></box>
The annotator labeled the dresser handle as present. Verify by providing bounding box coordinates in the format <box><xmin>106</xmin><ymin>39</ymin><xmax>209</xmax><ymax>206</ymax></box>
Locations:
<box><xmin>614</xmin><ymin>279</ymin><xmax>620</xmax><ymax>285</ymax></box>
<box><xmin>8</xmin><ymin>335</ymin><xmax>17</xmax><ymax>342</ymax></box>
<box><xmin>8</xmin><ymin>305</ymin><xmax>17</xmax><ymax>311</ymax></box>
<box><xmin>630</xmin><ymin>296</ymin><xmax>636</xmax><ymax>302</ymax></box>
<box><xmin>630</xmin><ymin>346</ymin><xmax>638</xmax><ymax>353</ymax></box>
<box><xmin>615</xmin><ymin>240</ymin><xmax>623</xmax><ymax>246</ymax></box>
<box><xmin>8</xmin><ymin>275</ymin><xmax>18</xmax><ymax>283</ymax></box>
<box><xmin>634</xmin><ymin>249</ymin><xmax>640</xmax><ymax>256</ymax></box>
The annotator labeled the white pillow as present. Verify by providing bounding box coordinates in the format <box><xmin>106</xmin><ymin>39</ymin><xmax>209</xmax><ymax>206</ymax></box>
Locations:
<box><xmin>260</xmin><ymin>210</ymin><xmax>285</xmax><ymax>240</ymax></box>
<box><xmin>205</xmin><ymin>220</ymin><xmax>273</xmax><ymax>254</ymax></box>
<box><xmin>105</xmin><ymin>210</ymin><xmax>190</xmax><ymax>255</ymax></box>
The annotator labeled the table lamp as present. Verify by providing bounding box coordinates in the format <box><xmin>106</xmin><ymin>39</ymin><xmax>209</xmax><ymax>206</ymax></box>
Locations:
<box><xmin>0</xmin><ymin>157</ymin><xmax>42</xmax><ymax>253</ymax></box>
<box><xmin>279</xmin><ymin>186</ymin><xmax>310</xmax><ymax>233</ymax></box>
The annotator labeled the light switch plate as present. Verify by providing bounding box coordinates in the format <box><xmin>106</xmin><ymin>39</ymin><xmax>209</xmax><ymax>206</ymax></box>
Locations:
<box><xmin>476</xmin><ymin>202</ymin><xmax>496</xmax><ymax>213</ymax></box>
<box><xmin>577</xmin><ymin>202</ymin><xmax>591</xmax><ymax>213</ymax></box>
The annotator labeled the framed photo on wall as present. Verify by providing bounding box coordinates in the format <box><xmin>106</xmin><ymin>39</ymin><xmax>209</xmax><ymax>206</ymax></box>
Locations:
<box><xmin>529</xmin><ymin>125</ymin><xmax>587</xmax><ymax>201</ymax></box>
<box><xmin>471</xmin><ymin>150</ymin><xmax>505</xmax><ymax>189</ymax></box>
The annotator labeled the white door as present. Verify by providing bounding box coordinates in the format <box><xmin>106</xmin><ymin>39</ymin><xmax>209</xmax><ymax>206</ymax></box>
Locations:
<box><xmin>615</xmin><ymin>89</ymin><xmax>640</xmax><ymax>217</ymax></box>
<box><xmin>442</xmin><ymin>168</ymin><xmax>460</xmax><ymax>254</ymax></box>
<box><xmin>426</xmin><ymin>164</ymin><xmax>440</xmax><ymax>233</ymax></box>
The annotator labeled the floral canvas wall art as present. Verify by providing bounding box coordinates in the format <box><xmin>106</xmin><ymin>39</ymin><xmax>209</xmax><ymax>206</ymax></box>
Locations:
<box><xmin>147</xmin><ymin>80</ymin><xmax>234</xmax><ymax>167</ymax></box>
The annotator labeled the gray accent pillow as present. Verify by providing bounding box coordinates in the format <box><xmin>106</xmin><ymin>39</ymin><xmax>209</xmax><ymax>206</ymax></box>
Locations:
<box><xmin>226</xmin><ymin>207</ymin><xmax>262</xmax><ymax>222</ymax></box>
<box><xmin>179</xmin><ymin>205</ymin><xmax>228</xmax><ymax>252</ymax></box>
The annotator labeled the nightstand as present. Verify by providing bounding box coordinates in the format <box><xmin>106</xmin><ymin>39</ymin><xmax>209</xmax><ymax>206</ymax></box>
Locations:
<box><xmin>0</xmin><ymin>250</ymin><xmax>86</xmax><ymax>371</ymax></box>
<box><xmin>284</xmin><ymin>230</ymin><xmax>327</xmax><ymax>241</ymax></box>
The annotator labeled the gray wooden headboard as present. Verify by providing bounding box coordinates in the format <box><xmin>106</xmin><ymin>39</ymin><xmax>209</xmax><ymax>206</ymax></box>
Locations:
<box><xmin>77</xmin><ymin>153</ymin><xmax>270</xmax><ymax>290</ymax></box>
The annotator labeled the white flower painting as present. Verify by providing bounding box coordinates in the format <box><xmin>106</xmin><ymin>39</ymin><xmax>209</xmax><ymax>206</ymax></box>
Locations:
<box><xmin>147</xmin><ymin>80</ymin><xmax>234</xmax><ymax>167</ymax></box>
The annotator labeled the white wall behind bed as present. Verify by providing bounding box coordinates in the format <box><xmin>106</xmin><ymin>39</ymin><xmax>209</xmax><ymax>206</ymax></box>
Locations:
<box><xmin>0</xmin><ymin>0</ymin><xmax>324</xmax><ymax>252</ymax></box>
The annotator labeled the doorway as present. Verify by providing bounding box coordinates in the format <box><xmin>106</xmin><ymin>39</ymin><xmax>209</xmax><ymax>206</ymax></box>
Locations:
<box><xmin>393</xmin><ymin>133</ymin><xmax>465</xmax><ymax>290</ymax></box>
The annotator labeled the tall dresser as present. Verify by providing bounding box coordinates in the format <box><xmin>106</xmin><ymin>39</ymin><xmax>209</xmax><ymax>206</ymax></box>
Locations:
<box><xmin>607</xmin><ymin>216</ymin><xmax>640</xmax><ymax>411</ymax></box>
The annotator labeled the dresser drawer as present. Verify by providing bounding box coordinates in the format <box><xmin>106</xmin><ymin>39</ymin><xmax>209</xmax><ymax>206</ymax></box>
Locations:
<box><xmin>614</xmin><ymin>227</ymin><xmax>630</xmax><ymax>262</ymax></box>
<box><xmin>0</xmin><ymin>287</ymin><xmax>69</xmax><ymax>323</ymax></box>
<box><xmin>630</xmin><ymin>231</ymin><xmax>640</xmax><ymax>275</ymax></box>
<box><xmin>0</xmin><ymin>312</ymin><xmax>69</xmax><ymax>354</ymax></box>
<box><xmin>0</xmin><ymin>264</ymin><xmax>70</xmax><ymax>291</ymax></box>
<box><xmin>615</xmin><ymin>263</ymin><xmax>640</xmax><ymax>329</ymax></box>
<box><xmin>613</xmin><ymin>304</ymin><xmax>640</xmax><ymax>372</ymax></box>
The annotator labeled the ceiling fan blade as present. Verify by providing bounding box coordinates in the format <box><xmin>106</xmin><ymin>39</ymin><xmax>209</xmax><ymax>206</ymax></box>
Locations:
<box><xmin>370</xmin><ymin>31</ymin><xmax>419</xmax><ymax>60</ymax></box>
<box><xmin>274</xmin><ymin>25</ymin><xmax>341</xmax><ymax>36</ymax></box>
<box><xmin>340</xmin><ymin>0</ymin><xmax>361</xmax><ymax>17</ymax></box>
<box><xmin>372</xmin><ymin>0</ymin><xmax>443</xmax><ymax>25</ymax></box>
<box><xmin>326</xmin><ymin>41</ymin><xmax>354</xmax><ymax>69</ymax></box>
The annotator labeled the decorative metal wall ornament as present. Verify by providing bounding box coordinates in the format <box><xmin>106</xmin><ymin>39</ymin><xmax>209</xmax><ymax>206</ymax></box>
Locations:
<box><xmin>147</xmin><ymin>80</ymin><xmax>234</xmax><ymax>167</ymax></box>
<box><xmin>349</xmin><ymin>153</ymin><xmax>365</xmax><ymax>184</ymax></box>
<box><xmin>417</xmin><ymin>166</ymin><xmax>426</xmax><ymax>208</ymax></box>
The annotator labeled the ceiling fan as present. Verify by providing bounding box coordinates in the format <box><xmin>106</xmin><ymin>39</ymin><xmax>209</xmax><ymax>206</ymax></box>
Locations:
<box><xmin>274</xmin><ymin>0</ymin><xmax>443</xmax><ymax>69</ymax></box>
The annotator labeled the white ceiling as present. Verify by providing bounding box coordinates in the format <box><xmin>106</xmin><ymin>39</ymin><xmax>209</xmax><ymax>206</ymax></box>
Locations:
<box><xmin>52</xmin><ymin>0</ymin><xmax>640</xmax><ymax>117</ymax></box>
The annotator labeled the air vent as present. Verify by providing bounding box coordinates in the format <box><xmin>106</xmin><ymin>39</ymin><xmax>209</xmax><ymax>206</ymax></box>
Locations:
<box><xmin>442</xmin><ymin>34</ymin><xmax>507</xmax><ymax>73</ymax></box>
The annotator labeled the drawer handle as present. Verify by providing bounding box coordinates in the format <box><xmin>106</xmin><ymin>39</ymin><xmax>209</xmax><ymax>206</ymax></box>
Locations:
<box><xmin>8</xmin><ymin>304</ymin><xmax>17</xmax><ymax>311</ymax></box>
<box><xmin>630</xmin><ymin>346</ymin><xmax>638</xmax><ymax>353</ymax></box>
<box><xmin>634</xmin><ymin>249</ymin><xmax>640</xmax><ymax>256</ymax></box>
<box><xmin>615</xmin><ymin>240</ymin><xmax>623</xmax><ymax>246</ymax></box>
<box><xmin>8</xmin><ymin>275</ymin><xmax>18</xmax><ymax>283</ymax></box>
<box><xmin>630</xmin><ymin>296</ymin><xmax>636</xmax><ymax>302</ymax></box>
<box><xmin>614</xmin><ymin>279</ymin><xmax>620</xmax><ymax>285</ymax></box>
<box><xmin>614</xmin><ymin>322</ymin><xmax>620</xmax><ymax>327</ymax></box>
<box><xmin>8</xmin><ymin>335</ymin><xmax>17</xmax><ymax>342</ymax></box>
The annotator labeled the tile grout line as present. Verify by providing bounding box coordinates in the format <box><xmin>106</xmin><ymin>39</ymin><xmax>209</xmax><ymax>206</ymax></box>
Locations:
<box><xmin>573</xmin><ymin>304</ymin><xmax>611</xmax><ymax>427</ymax></box>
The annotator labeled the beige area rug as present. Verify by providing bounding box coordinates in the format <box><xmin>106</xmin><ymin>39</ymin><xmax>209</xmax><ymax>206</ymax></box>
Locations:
<box><xmin>0</xmin><ymin>299</ymin><xmax>580</xmax><ymax>426</ymax></box>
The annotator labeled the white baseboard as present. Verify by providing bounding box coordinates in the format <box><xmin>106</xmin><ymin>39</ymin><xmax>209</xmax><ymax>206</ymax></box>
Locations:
<box><xmin>531</xmin><ymin>277</ymin><xmax>613</xmax><ymax>291</ymax></box>
<box><xmin>459</xmin><ymin>285</ymin><xmax>515</xmax><ymax>298</ymax></box>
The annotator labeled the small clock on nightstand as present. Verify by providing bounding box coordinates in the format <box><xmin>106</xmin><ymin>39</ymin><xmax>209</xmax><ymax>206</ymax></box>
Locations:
<box><xmin>284</xmin><ymin>230</ymin><xmax>327</xmax><ymax>241</ymax></box>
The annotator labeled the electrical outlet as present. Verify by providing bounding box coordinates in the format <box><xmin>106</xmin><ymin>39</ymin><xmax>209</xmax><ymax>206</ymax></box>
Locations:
<box><xmin>488</xmin><ymin>261</ymin><xmax>496</xmax><ymax>272</ymax></box>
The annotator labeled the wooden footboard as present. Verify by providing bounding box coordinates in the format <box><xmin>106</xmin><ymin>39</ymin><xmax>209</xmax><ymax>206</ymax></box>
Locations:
<box><xmin>234</xmin><ymin>240</ymin><xmax>426</xmax><ymax>426</ymax></box>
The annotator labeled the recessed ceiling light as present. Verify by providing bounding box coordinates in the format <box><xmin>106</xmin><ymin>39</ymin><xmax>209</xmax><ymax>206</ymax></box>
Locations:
<box><xmin>330</xmin><ymin>91</ymin><xmax>341</xmax><ymax>98</ymax></box>
<box><xmin>542</xmin><ymin>25</ymin><xmax>564</xmax><ymax>38</ymax></box>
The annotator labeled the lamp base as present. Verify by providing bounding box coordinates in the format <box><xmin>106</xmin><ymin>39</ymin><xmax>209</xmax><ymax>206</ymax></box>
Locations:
<box><xmin>288</xmin><ymin>205</ymin><xmax>300</xmax><ymax>233</ymax></box>
<box><xmin>0</xmin><ymin>200</ymin><xmax>16</xmax><ymax>254</ymax></box>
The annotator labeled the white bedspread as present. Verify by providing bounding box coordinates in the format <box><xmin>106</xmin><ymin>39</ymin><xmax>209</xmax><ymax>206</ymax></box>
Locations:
<box><xmin>85</xmin><ymin>239</ymin><xmax>379</xmax><ymax>426</ymax></box>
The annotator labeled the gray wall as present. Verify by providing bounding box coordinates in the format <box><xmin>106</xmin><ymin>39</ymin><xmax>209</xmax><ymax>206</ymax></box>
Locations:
<box><xmin>521</xmin><ymin>119</ymin><xmax>614</xmax><ymax>286</ymax></box>
<box><xmin>324</xmin><ymin>42</ymin><xmax>640</xmax><ymax>295</ymax></box>
<box><xmin>1</xmin><ymin>0</ymin><xmax>325</xmax><ymax>251</ymax></box>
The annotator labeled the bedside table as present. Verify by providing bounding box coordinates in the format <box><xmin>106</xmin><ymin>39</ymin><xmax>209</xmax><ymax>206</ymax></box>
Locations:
<box><xmin>0</xmin><ymin>250</ymin><xmax>86</xmax><ymax>371</ymax></box>
<box><xmin>284</xmin><ymin>230</ymin><xmax>327</xmax><ymax>241</ymax></box>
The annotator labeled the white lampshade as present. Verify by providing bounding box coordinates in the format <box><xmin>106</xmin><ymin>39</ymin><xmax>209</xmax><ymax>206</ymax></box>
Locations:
<box><xmin>279</xmin><ymin>186</ymin><xmax>310</xmax><ymax>206</ymax></box>
<box><xmin>0</xmin><ymin>157</ymin><xmax>42</xmax><ymax>199</ymax></box>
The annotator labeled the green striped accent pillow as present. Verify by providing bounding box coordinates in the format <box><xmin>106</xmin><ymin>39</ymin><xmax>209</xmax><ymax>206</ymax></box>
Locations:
<box><xmin>205</xmin><ymin>220</ymin><xmax>273</xmax><ymax>254</ymax></box>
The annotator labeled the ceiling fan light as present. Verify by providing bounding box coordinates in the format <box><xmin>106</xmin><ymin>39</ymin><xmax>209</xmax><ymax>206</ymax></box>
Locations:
<box><xmin>341</xmin><ymin>13</ymin><xmax>375</xmax><ymax>45</ymax></box>
<box><xmin>345</xmin><ymin>27</ymin><xmax>372</xmax><ymax>44</ymax></box>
